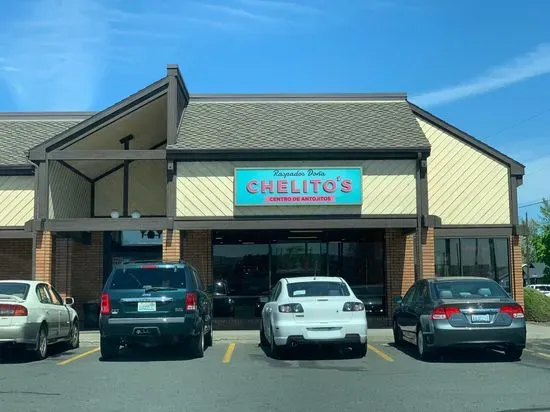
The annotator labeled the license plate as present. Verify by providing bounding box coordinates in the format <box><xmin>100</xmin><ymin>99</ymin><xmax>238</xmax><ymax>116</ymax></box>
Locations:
<box><xmin>137</xmin><ymin>302</ymin><xmax>156</xmax><ymax>312</ymax></box>
<box><xmin>471</xmin><ymin>314</ymin><xmax>491</xmax><ymax>323</ymax></box>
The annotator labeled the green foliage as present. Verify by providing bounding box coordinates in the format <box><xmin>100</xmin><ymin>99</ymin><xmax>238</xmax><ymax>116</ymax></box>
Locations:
<box><xmin>524</xmin><ymin>287</ymin><xmax>550</xmax><ymax>322</ymax></box>
<box><xmin>521</xmin><ymin>198</ymin><xmax>550</xmax><ymax>273</ymax></box>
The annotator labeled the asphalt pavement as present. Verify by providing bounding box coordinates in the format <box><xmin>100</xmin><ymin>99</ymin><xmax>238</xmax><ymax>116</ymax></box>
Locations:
<box><xmin>2</xmin><ymin>336</ymin><xmax>550</xmax><ymax>412</ymax></box>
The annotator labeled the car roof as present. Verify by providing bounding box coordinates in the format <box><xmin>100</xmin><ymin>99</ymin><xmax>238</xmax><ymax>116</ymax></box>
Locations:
<box><xmin>112</xmin><ymin>260</ymin><xmax>187</xmax><ymax>269</ymax></box>
<box><xmin>429</xmin><ymin>276</ymin><xmax>496</xmax><ymax>283</ymax></box>
<box><xmin>284</xmin><ymin>276</ymin><xmax>345</xmax><ymax>284</ymax></box>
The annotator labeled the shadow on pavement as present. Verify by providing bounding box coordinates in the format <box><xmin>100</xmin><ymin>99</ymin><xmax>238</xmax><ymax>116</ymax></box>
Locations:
<box><xmin>98</xmin><ymin>344</ymin><xmax>212</xmax><ymax>363</ymax></box>
<box><xmin>257</xmin><ymin>342</ymin><xmax>364</xmax><ymax>361</ymax></box>
<box><xmin>0</xmin><ymin>342</ymin><xmax>78</xmax><ymax>364</ymax></box>
<box><xmin>388</xmin><ymin>342</ymin><xmax>519</xmax><ymax>364</ymax></box>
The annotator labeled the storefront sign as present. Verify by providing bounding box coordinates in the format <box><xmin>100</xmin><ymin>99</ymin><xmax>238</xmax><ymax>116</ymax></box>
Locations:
<box><xmin>234</xmin><ymin>167</ymin><xmax>362</xmax><ymax>206</ymax></box>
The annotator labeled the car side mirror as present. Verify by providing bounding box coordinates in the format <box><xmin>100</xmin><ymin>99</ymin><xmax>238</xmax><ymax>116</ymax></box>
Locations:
<box><xmin>64</xmin><ymin>297</ymin><xmax>74</xmax><ymax>306</ymax></box>
<box><xmin>393</xmin><ymin>296</ymin><xmax>403</xmax><ymax>305</ymax></box>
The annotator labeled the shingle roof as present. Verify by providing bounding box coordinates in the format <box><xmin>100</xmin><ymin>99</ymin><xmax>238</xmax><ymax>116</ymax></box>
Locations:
<box><xmin>171</xmin><ymin>95</ymin><xmax>430</xmax><ymax>152</ymax></box>
<box><xmin>0</xmin><ymin>113</ymin><xmax>93</xmax><ymax>167</ymax></box>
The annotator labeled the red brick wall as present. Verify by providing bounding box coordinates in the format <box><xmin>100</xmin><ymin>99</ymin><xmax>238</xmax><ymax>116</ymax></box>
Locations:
<box><xmin>511</xmin><ymin>234</ymin><xmax>524</xmax><ymax>307</ymax></box>
<box><xmin>53</xmin><ymin>237</ymin><xmax>72</xmax><ymax>297</ymax></box>
<box><xmin>182</xmin><ymin>230</ymin><xmax>212</xmax><ymax>287</ymax></box>
<box><xmin>0</xmin><ymin>239</ymin><xmax>32</xmax><ymax>280</ymax></box>
<box><xmin>386</xmin><ymin>229</ymin><xmax>415</xmax><ymax>316</ymax></box>
<box><xmin>421</xmin><ymin>227</ymin><xmax>435</xmax><ymax>279</ymax></box>
<box><xmin>162</xmin><ymin>229</ymin><xmax>181</xmax><ymax>262</ymax></box>
<box><xmin>35</xmin><ymin>231</ymin><xmax>53</xmax><ymax>282</ymax></box>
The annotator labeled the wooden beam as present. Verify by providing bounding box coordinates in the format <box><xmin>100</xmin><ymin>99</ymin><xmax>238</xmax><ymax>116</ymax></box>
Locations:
<box><xmin>48</xmin><ymin>150</ymin><xmax>166</xmax><ymax>161</ymax></box>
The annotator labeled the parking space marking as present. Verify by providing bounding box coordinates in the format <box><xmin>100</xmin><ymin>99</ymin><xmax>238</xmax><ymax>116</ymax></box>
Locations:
<box><xmin>367</xmin><ymin>344</ymin><xmax>394</xmax><ymax>362</ymax></box>
<box><xmin>222</xmin><ymin>343</ymin><xmax>236</xmax><ymax>364</ymax></box>
<box><xmin>536</xmin><ymin>352</ymin><xmax>550</xmax><ymax>359</ymax></box>
<box><xmin>57</xmin><ymin>347</ymin><xmax>100</xmax><ymax>366</ymax></box>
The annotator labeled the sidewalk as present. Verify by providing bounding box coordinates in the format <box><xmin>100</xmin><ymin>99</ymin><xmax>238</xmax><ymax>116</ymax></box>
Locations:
<box><xmin>80</xmin><ymin>322</ymin><xmax>550</xmax><ymax>345</ymax></box>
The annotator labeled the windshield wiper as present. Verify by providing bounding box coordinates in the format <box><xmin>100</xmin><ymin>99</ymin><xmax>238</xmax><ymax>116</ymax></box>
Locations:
<box><xmin>143</xmin><ymin>286</ymin><xmax>178</xmax><ymax>292</ymax></box>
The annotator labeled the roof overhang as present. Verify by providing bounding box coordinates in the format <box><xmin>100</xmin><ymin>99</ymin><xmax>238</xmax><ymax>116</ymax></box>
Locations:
<box><xmin>0</xmin><ymin>165</ymin><xmax>34</xmax><ymax>176</ymax></box>
<box><xmin>409</xmin><ymin>103</ymin><xmax>525</xmax><ymax>176</ymax></box>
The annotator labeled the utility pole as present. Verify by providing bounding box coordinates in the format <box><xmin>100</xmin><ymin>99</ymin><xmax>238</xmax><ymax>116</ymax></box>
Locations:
<box><xmin>525</xmin><ymin>211</ymin><xmax>530</xmax><ymax>286</ymax></box>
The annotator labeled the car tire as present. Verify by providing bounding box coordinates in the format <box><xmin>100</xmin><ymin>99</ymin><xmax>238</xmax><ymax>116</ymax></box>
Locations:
<box><xmin>205</xmin><ymin>321</ymin><xmax>213</xmax><ymax>348</ymax></box>
<box><xmin>100</xmin><ymin>337</ymin><xmax>120</xmax><ymax>360</ymax></box>
<box><xmin>187</xmin><ymin>325</ymin><xmax>205</xmax><ymax>359</ymax></box>
<box><xmin>65</xmin><ymin>321</ymin><xmax>80</xmax><ymax>350</ymax></box>
<box><xmin>504</xmin><ymin>347</ymin><xmax>523</xmax><ymax>361</ymax></box>
<box><xmin>259</xmin><ymin>321</ymin><xmax>268</xmax><ymax>346</ymax></box>
<box><xmin>416</xmin><ymin>328</ymin><xmax>435</xmax><ymax>361</ymax></box>
<box><xmin>269</xmin><ymin>326</ymin><xmax>284</xmax><ymax>359</ymax></box>
<box><xmin>351</xmin><ymin>343</ymin><xmax>367</xmax><ymax>358</ymax></box>
<box><xmin>393</xmin><ymin>320</ymin><xmax>404</xmax><ymax>346</ymax></box>
<box><xmin>32</xmin><ymin>325</ymin><xmax>48</xmax><ymax>361</ymax></box>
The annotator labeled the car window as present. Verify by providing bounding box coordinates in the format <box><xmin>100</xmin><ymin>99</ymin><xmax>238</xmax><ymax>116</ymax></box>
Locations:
<box><xmin>270</xmin><ymin>282</ymin><xmax>281</xmax><ymax>301</ymax></box>
<box><xmin>413</xmin><ymin>282</ymin><xmax>429</xmax><ymax>304</ymax></box>
<box><xmin>0</xmin><ymin>282</ymin><xmax>30</xmax><ymax>300</ymax></box>
<box><xmin>47</xmin><ymin>286</ymin><xmax>63</xmax><ymax>305</ymax></box>
<box><xmin>286</xmin><ymin>281</ymin><xmax>351</xmax><ymax>298</ymax></box>
<box><xmin>36</xmin><ymin>285</ymin><xmax>52</xmax><ymax>304</ymax></box>
<box><xmin>109</xmin><ymin>267</ymin><xmax>186</xmax><ymax>290</ymax></box>
<box><xmin>401</xmin><ymin>284</ymin><xmax>417</xmax><ymax>305</ymax></box>
<box><xmin>193</xmin><ymin>268</ymin><xmax>204</xmax><ymax>291</ymax></box>
<box><xmin>434</xmin><ymin>280</ymin><xmax>509</xmax><ymax>299</ymax></box>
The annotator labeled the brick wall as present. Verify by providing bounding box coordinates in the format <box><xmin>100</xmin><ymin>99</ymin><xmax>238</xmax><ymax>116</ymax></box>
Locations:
<box><xmin>162</xmin><ymin>229</ymin><xmax>181</xmax><ymax>262</ymax></box>
<box><xmin>35</xmin><ymin>231</ymin><xmax>54</xmax><ymax>282</ymax></box>
<box><xmin>182</xmin><ymin>230</ymin><xmax>212</xmax><ymax>287</ymax></box>
<box><xmin>53</xmin><ymin>237</ymin><xmax>72</xmax><ymax>296</ymax></box>
<box><xmin>385</xmin><ymin>229</ymin><xmax>415</xmax><ymax>317</ymax></box>
<box><xmin>421</xmin><ymin>227</ymin><xmax>435</xmax><ymax>278</ymax></box>
<box><xmin>0</xmin><ymin>239</ymin><xmax>32</xmax><ymax>280</ymax></box>
<box><xmin>69</xmin><ymin>233</ymin><xmax>103</xmax><ymax>316</ymax></box>
<box><xmin>510</xmin><ymin>234</ymin><xmax>524</xmax><ymax>307</ymax></box>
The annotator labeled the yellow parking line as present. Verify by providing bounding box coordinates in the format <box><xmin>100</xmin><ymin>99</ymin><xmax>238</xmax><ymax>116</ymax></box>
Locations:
<box><xmin>367</xmin><ymin>344</ymin><xmax>394</xmax><ymax>362</ymax></box>
<box><xmin>222</xmin><ymin>343</ymin><xmax>236</xmax><ymax>364</ymax></box>
<box><xmin>57</xmin><ymin>347</ymin><xmax>100</xmax><ymax>366</ymax></box>
<box><xmin>536</xmin><ymin>352</ymin><xmax>550</xmax><ymax>359</ymax></box>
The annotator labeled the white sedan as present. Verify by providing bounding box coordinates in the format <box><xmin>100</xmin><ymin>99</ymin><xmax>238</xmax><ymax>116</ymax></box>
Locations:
<box><xmin>0</xmin><ymin>280</ymin><xmax>80</xmax><ymax>360</ymax></box>
<box><xmin>260</xmin><ymin>276</ymin><xmax>368</xmax><ymax>358</ymax></box>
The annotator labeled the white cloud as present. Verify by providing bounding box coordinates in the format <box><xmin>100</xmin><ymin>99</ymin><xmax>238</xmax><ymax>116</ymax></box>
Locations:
<box><xmin>199</xmin><ymin>3</ymin><xmax>285</xmax><ymax>23</ymax></box>
<box><xmin>238</xmin><ymin>0</ymin><xmax>321</xmax><ymax>14</ymax></box>
<box><xmin>412</xmin><ymin>43</ymin><xmax>550</xmax><ymax>107</ymax></box>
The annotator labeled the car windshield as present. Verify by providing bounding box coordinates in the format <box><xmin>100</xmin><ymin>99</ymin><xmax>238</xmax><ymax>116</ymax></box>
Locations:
<box><xmin>109</xmin><ymin>267</ymin><xmax>186</xmax><ymax>290</ymax></box>
<box><xmin>287</xmin><ymin>281</ymin><xmax>350</xmax><ymax>297</ymax></box>
<box><xmin>434</xmin><ymin>280</ymin><xmax>509</xmax><ymax>300</ymax></box>
<box><xmin>0</xmin><ymin>282</ymin><xmax>30</xmax><ymax>300</ymax></box>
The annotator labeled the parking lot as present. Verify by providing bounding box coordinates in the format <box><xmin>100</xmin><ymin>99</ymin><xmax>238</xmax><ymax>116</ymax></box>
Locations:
<box><xmin>3</xmin><ymin>336</ymin><xmax>550</xmax><ymax>412</ymax></box>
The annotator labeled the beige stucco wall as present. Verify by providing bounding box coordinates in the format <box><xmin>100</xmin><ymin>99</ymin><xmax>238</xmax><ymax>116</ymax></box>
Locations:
<box><xmin>176</xmin><ymin>160</ymin><xmax>416</xmax><ymax>217</ymax></box>
<box><xmin>0</xmin><ymin>176</ymin><xmax>34</xmax><ymax>226</ymax></box>
<box><xmin>49</xmin><ymin>162</ymin><xmax>92</xmax><ymax>219</ymax></box>
<box><xmin>94</xmin><ymin>160</ymin><xmax>166</xmax><ymax>216</ymax></box>
<box><xmin>417</xmin><ymin>117</ymin><xmax>511</xmax><ymax>225</ymax></box>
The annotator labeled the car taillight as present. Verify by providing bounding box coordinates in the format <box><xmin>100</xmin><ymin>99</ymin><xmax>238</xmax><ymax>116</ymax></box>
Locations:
<box><xmin>278</xmin><ymin>303</ymin><xmax>304</xmax><ymax>313</ymax></box>
<box><xmin>500</xmin><ymin>304</ymin><xmax>525</xmax><ymax>319</ymax></box>
<box><xmin>431</xmin><ymin>306</ymin><xmax>461</xmax><ymax>320</ymax></box>
<box><xmin>185</xmin><ymin>292</ymin><xmax>197</xmax><ymax>311</ymax></box>
<box><xmin>100</xmin><ymin>293</ymin><xmax>111</xmax><ymax>315</ymax></box>
<box><xmin>343</xmin><ymin>302</ymin><xmax>365</xmax><ymax>312</ymax></box>
<box><xmin>142</xmin><ymin>265</ymin><xmax>157</xmax><ymax>269</ymax></box>
<box><xmin>0</xmin><ymin>304</ymin><xmax>27</xmax><ymax>316</ymax></box>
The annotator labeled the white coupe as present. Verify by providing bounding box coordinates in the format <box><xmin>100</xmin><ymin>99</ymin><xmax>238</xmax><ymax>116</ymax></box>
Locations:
<box><xmin>260</xmin><ymin>276</ymin><xmax>368</xmax><ymax>358</ymax></box>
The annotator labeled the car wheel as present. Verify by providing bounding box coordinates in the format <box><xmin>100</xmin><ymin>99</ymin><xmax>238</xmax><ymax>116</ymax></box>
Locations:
<box><xmin>269</xmin><ymin>326</ymin><xmax>284</xmax><ymax>359</ymax></box>
<box><xmin>32</xmin><ymin>325</ymin><xmax>48</xmax><ymax>360</ymax></box>
<box><xmin>504</xmin><ymin>347</ymin><xmax>523</xmax><ymax>361</ymax></box>
<box><xmin>351</xmin><ymin>343</ymin><xmax>367</xmax><ymax>358</ymax></box>
<box><xmin>100</xmin><ymin>337</ymin><xmax>120</xmax><ymax>360</ymax></box>
<box><xmin>416</xmin><ymin>328</ymin><xmax>435</xmax><ymax>361</ymax></box>
<box><xmin>187</xmin><ymin>325</ymin><xmax>205</xmax><ymax>359</ymax></box>
<box><xmin>65</xmin><ymin>321</ymin><xmax>80</xmax><ymax>350</ymax></box>
<box><xmin>393</xmin><ymin>320</ymin><xmax>404</xmax><ymax>346</ymax></box>
<box><xmin>259</xmin><ymin>321</ymin><xmax>268</xmax><ymax>346</ymax></box>
<box><xmin>205</xmin><ymin>321</ymin><xmax>213</xmax><ymax>348</ymax></box>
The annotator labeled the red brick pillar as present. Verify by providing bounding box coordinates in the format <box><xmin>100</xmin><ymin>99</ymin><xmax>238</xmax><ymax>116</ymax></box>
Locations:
<box><xmin>35</xmin><ymin>231</ymin><xmax>54</xmax><ymax>282</ymax></box>
<box><xmin>70</xmin><ymin>233</ymin><xmax>103</xmax><ymax>317</ymax></box>
<box><xmin>385</xmin><ymin>229</ymin><xmax>415</xmax><ymax>317</ymax></box>
<box><xmin>162</xmin><ymin>229</ymin><xmax>181</xmax><ymax>263</ymax></box>
<box><xmin>421</xmin><ymin>227</ymin><xmax>435</xmax><ymax>279</ymax></box>
<box><xmin>510</xmin><ymin>235</ymin><xmax>524</xmax><ymax>307</ymax></box>
<box><xmin>182</xmin><ymin>230</ymin><xmax>212</xmax><ymax>287</ymax></box>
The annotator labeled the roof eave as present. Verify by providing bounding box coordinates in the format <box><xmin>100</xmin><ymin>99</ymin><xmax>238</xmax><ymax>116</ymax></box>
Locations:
<box><xmin>409</xmin><ymin>102</ymin><xmax>525</xmax><ymax>176</ymax></box>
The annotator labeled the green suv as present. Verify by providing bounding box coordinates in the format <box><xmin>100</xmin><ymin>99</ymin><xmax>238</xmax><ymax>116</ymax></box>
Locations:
<box><xmin>98</xmin><ymin>261</ymin><xmax>213</xmax><ymax>359</ymax></box>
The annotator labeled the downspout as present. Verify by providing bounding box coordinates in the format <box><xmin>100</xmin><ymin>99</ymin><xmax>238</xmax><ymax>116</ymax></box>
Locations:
<box><xmin>415</xmin><ymin>152</ymin><xmax>424</xmax><ymax>281</ymax></box>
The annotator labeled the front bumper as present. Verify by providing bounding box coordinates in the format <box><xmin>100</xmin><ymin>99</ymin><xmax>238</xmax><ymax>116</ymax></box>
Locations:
<box><xmin>273</xmin><ymin>319</ymin><xmax>368</xmax><ymax>346</ymax></box>
<box><xmin>428</xmin><ymin>323</ymin><xmax>526</xmax><ymax>349</ymax></box>
<box><xmin>0</xmin><ymin>323</ymin><xmax>40</xmax><ymax>345</ymax></box>
<box><xmin>99</xmin><ymin>316</ymin><xmax>195</xmax><ymax>340</ymax></box>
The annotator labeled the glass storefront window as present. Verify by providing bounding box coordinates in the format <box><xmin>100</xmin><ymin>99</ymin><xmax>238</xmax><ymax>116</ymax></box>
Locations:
<box><xmin>435</xmin><ymin>237</ymin><xmax>510</xmax><ymax>291</ymax></box>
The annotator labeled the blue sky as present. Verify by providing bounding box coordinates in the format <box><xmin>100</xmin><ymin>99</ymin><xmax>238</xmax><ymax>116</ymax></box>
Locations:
<box><xmin>0</xmin><ymin>0</ymin><xmax>548</xmax><ymax>219</ymax></box>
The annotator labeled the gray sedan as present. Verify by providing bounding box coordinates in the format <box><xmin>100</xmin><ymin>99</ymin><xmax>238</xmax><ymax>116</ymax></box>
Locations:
<box><xmin>392</xmin><ymin>277</ymin><xmax>526</xmax><ymax>361</ymax></box>
<box><xmin>0</xmin><ymin>280</ymin><xmax>80</xmax><ymax>360</ymax></box>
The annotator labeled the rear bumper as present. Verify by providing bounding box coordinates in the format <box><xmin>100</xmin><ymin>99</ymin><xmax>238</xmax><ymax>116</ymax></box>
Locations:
<box><xmin>273</xmin><ymin>319</ymin><xmax>368</xmax><ymax>346</ymax></box>
<box><xmin>99</xmin><ymin>316</ymin><xmax>195</xmax><ymax>340</ymax></box>
<box><xmin>428</xmin><ymin>324</ymin><xmax>526</xmax><ymax>349</ymax></box>
<box><xmin>0</xmin><ymin>323</ymin><xmax>40</xmax><ymax>345</ymax></box>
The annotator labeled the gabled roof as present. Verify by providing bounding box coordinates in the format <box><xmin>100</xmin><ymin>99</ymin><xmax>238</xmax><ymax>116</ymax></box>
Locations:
<box><xmin>410</xmin><ymin>103</ymin><xmax>525</xmax><ymax>176</ymax></box>
<box><xmin>169</xmin><ymin>94</ymin><xmax>431</xmax><ymax>155</ymax></box>
<box><xmin>0</xmin><ymin>112</ymin><xmax>93</xmax><ymax>169</ymax></box>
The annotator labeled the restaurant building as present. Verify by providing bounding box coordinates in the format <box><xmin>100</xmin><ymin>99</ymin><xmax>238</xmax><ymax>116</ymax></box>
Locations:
<box><xmin>0</xmin><ymin>65</ymin><xmax>525</xmax><ymax>327</ymax></box>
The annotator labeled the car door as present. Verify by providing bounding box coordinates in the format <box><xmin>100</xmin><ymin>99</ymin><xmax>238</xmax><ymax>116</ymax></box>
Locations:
<box><xmin>36</xmin><ymin>284</ymin><xmax>60</xmax><ymax>339</ymax></box>
<box><xmin>47</xmin><ymin>285</ymin><xmax>71</xmax><ymax>338</ymax></box>
<box><xmin>262</xmin><ymin>281</ymin><xmax>281</xmax><ymax>340</ymax></box>
<box><xmin>409</xmin><ymin>281</ymin><xmax>431</xmax><ymax>332</ymax></box>
<box><xmin>396</xmin><ymin>283</ymin><xmax>418</xmax><ymax>340</ymax></box>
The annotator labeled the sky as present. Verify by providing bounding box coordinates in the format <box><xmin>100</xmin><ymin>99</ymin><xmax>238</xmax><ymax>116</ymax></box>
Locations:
<box><xmin>0</xmin><ymin>0</ymin><xmax>548</xmax><ymax>219</ymax></box>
